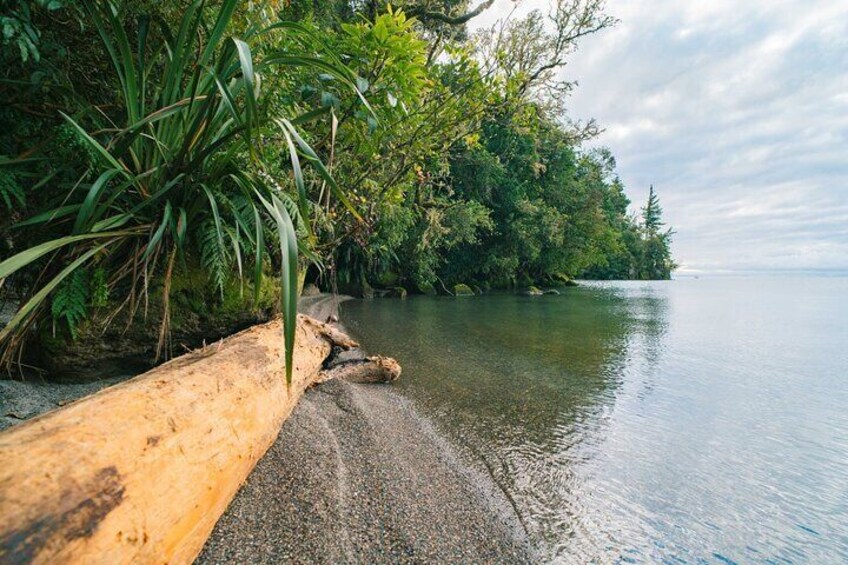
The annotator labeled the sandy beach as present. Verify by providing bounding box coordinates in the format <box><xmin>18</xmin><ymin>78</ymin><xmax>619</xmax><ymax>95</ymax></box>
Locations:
<box><xmin>196</xmin><ymin>378</ymin><xmax>531</xmax><ymax>563</ymax></box>
<box><xmin>197</xmin><ymin>294</ymin><xmax>532</xmax><ymax>563</ymax></box>
<box><xmin>0</xmin><ymin>295</ymin><xmax>532</xmax><ymax>563</ymax></box>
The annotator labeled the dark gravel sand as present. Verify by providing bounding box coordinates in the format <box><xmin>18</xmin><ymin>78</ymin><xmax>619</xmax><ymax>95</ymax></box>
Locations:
<box><xmin>196</xmin><ymin>379</ymin><xmax>532</xmax><ymax>564</ymax></box>
<box><xmin>0</xmin><ymin>376</ymin><xmax>128</xmax><ymax>432</ymax></box>
<box><xmin>198</xmin><ymin>293</ymin><xmax>532</xmax><ymax>563</ymax></box>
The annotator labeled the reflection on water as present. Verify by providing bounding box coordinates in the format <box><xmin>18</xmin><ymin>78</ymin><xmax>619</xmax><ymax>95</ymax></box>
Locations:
<box><xmin>341</xmin><ymin>278</ymin><xmax>848</xmax><ymax>563</ymax></box>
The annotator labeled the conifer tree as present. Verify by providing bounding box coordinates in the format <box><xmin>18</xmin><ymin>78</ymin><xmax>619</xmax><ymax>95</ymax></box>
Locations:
<box><xmin>637</xmin><ymin>185</ymin><xmax>675</xmax><ymax>279</ymax></box>
<box><xmin>642</xmin><ymin>185</ymin><xmax>664</xmax><ymax>235</ymax></box>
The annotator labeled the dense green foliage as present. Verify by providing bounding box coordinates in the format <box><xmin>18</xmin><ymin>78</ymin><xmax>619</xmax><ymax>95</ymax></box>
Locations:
<box><xmin>0</xmin><ymin>0</ymin><xmax>673</xmax><ymax>372</ymax></box>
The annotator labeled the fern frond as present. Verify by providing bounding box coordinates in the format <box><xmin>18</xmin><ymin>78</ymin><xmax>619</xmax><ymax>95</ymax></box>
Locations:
<box><xmin>220</xmin><ymin>192</ymin><xmax>258</xmax><ymax>254</ymax></box>
<box><xmin>91</xmin><ymin>266</ymin><xmax>109</xmax><ymax>308</ymax></box>
<box><xmin>200</xmin><ymin>220</ymin><xmax>229</xmax><ymax>297</ymax></box>
<box><xmin>51</xmin><ymin>269</ymin><xmax>90</xmax><ymax>339</ymax></box>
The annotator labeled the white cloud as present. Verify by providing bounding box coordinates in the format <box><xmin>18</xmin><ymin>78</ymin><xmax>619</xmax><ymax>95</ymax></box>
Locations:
<box><xmin>471</xmin><ymin>0</ymin><xmax>848</xmax><ymax>272</ymax></box>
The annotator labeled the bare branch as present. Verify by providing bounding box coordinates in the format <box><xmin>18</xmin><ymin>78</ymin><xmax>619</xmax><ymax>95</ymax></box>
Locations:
<box><xmin>474</xmin><ymin>0</ymin><xmax>617</xmax><ymax>113</ymax></box>
<box><xmin>404</xmin><ymin>0</ymin><xmax>496</xmax><ymax>26</ymax></box>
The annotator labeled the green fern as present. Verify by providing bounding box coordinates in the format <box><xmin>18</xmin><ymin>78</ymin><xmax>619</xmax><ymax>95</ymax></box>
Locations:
<box><xmin>200</xmin><ymin>220</ymin><xmax>229</xmax><ymax>297</ymax></box>
<box><xmin>54</xmin><ymin>123</ymin><xmax>99</xmax><ymax>169</ymax></box>
<box><xmin>226</xmin><ymin>194</ymin><xmax>260</xmax><ymax>254</ymax></box>
<box><xmin>90</xmin><ymin>266</ymin><xmax>109</xmax><ymax>308</ymax></box>
<box><xmin>51</xmin><ymin>269</ymin><xmax>89</xmax><ymax>339</ymax></box>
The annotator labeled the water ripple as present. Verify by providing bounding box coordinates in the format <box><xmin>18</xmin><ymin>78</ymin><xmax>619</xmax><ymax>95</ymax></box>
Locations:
<box><xmin>342</xmin><ymin>277</ymin><xmax>848</xmax><ymax>563</ymax></box>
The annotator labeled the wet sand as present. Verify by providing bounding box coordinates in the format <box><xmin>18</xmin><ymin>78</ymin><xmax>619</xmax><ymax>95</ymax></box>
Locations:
<box><xmin>198</xmin><ymin>294</ymin><xmax>532</xmax><ymax>563</ymax></box>
<box><xmin>196</xmin><ymin>379</ymin><xmax>531</xmax><ymax>564</ymax></box>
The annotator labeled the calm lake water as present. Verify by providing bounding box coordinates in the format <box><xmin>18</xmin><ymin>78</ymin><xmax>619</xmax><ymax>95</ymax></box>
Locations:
<box><xmin>341</xmin><ymin>277</ymin><xmax>848</xmax><ymax>564</ymax></box>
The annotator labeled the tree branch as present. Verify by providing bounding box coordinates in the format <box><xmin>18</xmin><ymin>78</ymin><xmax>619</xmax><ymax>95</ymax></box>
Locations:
<box><xmin>405</xmin><ymin>0</ymin><xmax>496</xmax><ymax>26</ymax></box>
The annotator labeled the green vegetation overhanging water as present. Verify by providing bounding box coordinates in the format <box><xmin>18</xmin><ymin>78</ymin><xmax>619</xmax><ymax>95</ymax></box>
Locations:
<box><xmin>341</xmin><ymin>277</ymin><xmax>848</xmax><ymax>563</ymax></box>
<box><xmin>0</xmin><ymin>1</ymin><xmax>674</xmax><ymax>374</ymax></box>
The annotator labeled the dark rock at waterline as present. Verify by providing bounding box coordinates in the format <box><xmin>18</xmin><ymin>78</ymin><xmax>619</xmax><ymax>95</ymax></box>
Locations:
<box><xmin>387</xmin><ymin>286</ymin><xmax>408</xmax><ymax>299</ymax></box>
<box><xmin>372</xmin><ymin>287</ymin><xmax>409</xmax><ymax>299</ymax></box>
<box><xmin>335</xmin><ymin>277</ymin><xmax>375</xmax><ymax>300</ymax></box>
<box><xmin>523</xmin><ymin>286</ymin><xmax>544</xmax><ymax>296</ymax></box>
<box><xmin>542</xmin><ymin>288</ymin><xmax>560</xmax><ymax>295</ymax></box>
<box><xmin>453</xmin><ymin>283</ymin><xmax>475</xmax><ymax>297</ymax></box>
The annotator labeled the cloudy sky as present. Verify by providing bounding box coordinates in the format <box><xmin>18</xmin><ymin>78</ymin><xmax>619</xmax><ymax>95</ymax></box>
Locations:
<box><xmin>471</xmin><ymin>1</ymin><xmax>848</xmax><ymax>273</ymax></box>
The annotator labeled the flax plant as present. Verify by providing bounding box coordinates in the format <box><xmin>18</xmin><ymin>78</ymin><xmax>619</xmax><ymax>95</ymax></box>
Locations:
<box><xmin>0</xmin><ymin>0</ymin><xmax>365</xmax><ymax>385</ymax></box>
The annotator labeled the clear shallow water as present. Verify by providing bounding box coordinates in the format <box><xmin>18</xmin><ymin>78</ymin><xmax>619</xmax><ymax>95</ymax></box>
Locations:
<box><xmin>341</xmin><ymin>278</ymin><xmax>848</xmax><ymax>564</ymax></box>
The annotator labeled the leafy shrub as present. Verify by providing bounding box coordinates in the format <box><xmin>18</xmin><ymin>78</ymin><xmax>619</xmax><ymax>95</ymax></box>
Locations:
<box><xmin>0</xmin><ymin>0</ymin><xmax>367</xmax><ymax>384</ymax></box>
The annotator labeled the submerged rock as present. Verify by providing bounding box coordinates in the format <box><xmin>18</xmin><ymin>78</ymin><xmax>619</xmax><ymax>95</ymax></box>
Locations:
<box><xmin>453</xmin><ymin>283</ymin><xmax>475</xmax><ymax>297</ymax></box>
<box><xmin>542</xmin><ymin>289</ymin><xmax>560</xmax><ymax>295</ymax></box>
<box><xmin>523</xmin><ymin>286</ymin><xmax>544</xmax><ymax>296</ymax></box>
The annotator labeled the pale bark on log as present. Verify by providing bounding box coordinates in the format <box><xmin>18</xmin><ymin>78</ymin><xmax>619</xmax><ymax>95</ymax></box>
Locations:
<box><xmin>0</xmin><ymin>315</ymin><xmax>361</xmax><ymax>564</ymax></box>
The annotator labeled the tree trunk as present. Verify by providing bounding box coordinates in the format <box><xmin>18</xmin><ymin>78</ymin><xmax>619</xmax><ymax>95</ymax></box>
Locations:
<box><xmin>0</xmin><ymin>315</ymin><xmax>360</xmax><ymax>564</ymax></box>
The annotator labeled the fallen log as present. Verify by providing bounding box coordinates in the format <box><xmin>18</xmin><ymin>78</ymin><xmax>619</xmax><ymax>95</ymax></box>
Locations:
<box><xmin>0</xmin><ymin>315</ymin><xmax>385</xmax><ymax>564</ymax></box>
<box><xmin>317</xmin><ymin>355</ymin><xmax>401</xmax><ymax>384</ymax></box>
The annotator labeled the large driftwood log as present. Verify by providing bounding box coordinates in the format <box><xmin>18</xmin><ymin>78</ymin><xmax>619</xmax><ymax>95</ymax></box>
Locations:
<box><xmin>0</xmin><ymin>315</ymin><xmax>373</xmax><ymax>564</ymax></box>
